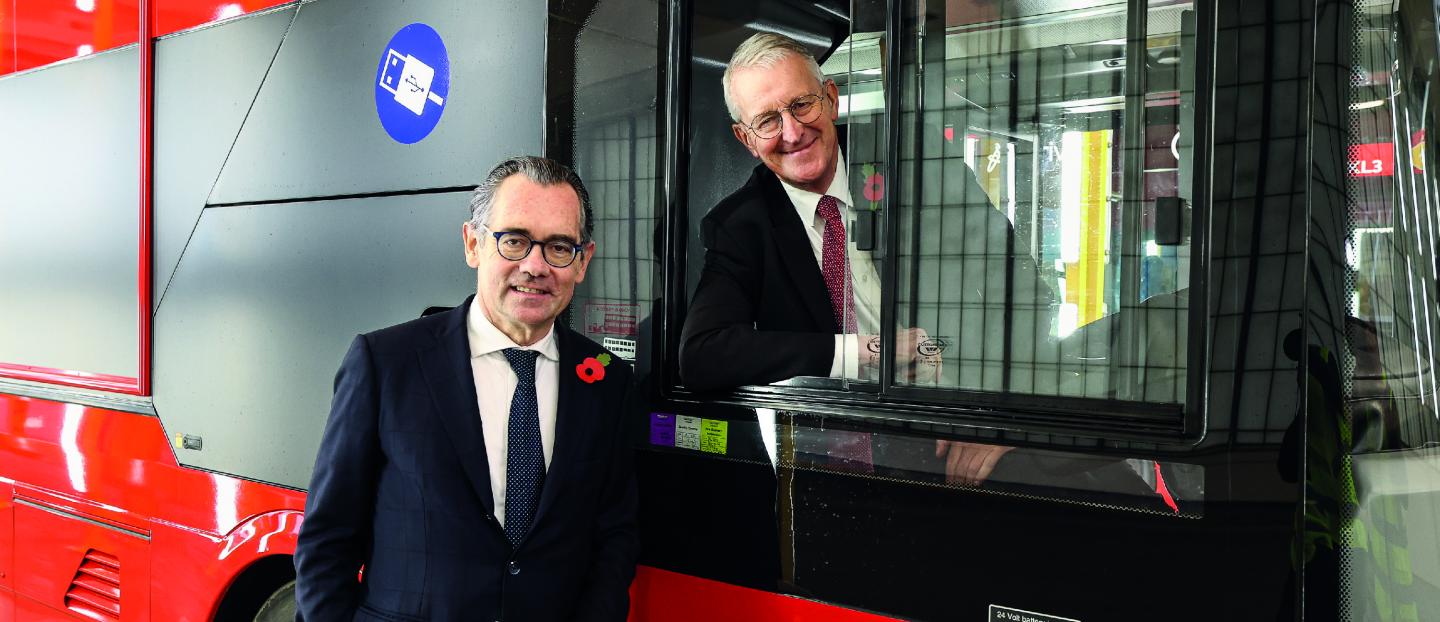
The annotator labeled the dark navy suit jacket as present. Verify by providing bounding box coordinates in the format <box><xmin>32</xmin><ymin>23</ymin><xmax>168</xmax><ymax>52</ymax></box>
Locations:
<box><xmin>294</xmin><ymin>297</ymin><xmax>637</xmax><ymax>622</ymax></box>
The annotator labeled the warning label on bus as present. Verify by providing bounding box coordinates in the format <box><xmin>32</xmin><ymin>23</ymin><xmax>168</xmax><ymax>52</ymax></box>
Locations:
<box><xmin>989</xmin><ymin>605</ymin><xmax>1080</xmax><ymax>622</ymax></box>
<box><xmin>649</xmin><ymin>413</ymin><xmax>675</xmax><ymax>446</ymax></box>
<box><xmin>699</xmin><ymin>419</ymin><xmax>728</xmax><ymax>454</ymax></box>
<box><xmin>650</xmin><ymin>412</ymin><xmax>728</xmax><ymax>456</ymax></box>
<box><xmin>675</xmin><ymin>416</ymin><xmax>701</xmax><ymax>451</ymax></box>
<box><xmin>584</xmin><ymin>302</ymin><xmax>639</xmax><ymax>336</ymax></box>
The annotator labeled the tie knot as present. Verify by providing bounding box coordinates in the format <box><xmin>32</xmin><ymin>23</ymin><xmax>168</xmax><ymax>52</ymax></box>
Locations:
<box><xmin>816</xmin><ymin>195</ymin><xmax>842</xmax><ymax>221</ymax></box>
<box><xmin>502</xmin><ymin>348</ymin><xmax>540</xmax><ymax>381</ymax></box>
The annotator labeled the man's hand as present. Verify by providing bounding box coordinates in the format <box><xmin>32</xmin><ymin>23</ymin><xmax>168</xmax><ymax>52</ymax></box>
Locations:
<box><xmin>860</xmin><ymin>327</ymin><xmax>943</xmax><ymax>383</ymax></box>
<box><xmin>934</xmin><ymin>441</ymin><xmax>1014</xmax><ymax>486</ymax></box>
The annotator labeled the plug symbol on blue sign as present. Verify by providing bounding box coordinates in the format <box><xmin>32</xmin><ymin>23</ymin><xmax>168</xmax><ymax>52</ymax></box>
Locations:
<box><xmin>379</xmin><ymin>49</ymin><xmax>445</xmax><ymax>116</ymax></box>
<box><xmin>374</xmin><ymin>23</ymin><xmax>449</xmax><ymax>144</ymax></box>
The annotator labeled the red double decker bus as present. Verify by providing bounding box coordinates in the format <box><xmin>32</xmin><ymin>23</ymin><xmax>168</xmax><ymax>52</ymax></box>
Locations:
<box><xmin>3</xmin><ymin>0</ymin><xmax>1439</xmax><ymax>620</ymax></box>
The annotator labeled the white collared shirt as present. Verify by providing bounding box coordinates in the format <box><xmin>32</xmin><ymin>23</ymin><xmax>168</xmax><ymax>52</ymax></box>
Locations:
<box><xmin>778</xmin><ymin>153</ymin><xmax>883</xmax><ymax>379</ymax></box>
<box><xmin>467</xmin><ymin>300</ymin><xmax>559</xmax><ymax>528</ymax></box>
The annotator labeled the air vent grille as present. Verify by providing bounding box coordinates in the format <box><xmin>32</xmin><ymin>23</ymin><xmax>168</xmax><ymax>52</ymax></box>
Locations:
<box><xmin>65</xmin><ymin>549</ymin><xmax>120</xmax><ymax>621</ymax></box>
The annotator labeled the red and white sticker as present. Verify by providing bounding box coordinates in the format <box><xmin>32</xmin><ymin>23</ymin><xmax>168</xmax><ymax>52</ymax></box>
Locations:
<box><xmin>1349</xmin><ymin>142</ymin><xmax>1395</xmax><ymax>177</ymax></box>
<box><xmin>584</xmin><ymin>302</ymin><xmax>640</xmax><ymax>336</ymax></box>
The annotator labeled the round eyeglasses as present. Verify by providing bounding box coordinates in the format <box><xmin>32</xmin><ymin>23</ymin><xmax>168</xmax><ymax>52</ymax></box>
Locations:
<box><xmin>740</xmin><ymin>92</ymin><xmax>827</xmax><ymax>139</ymax></box>
<box><xmin>489</xmin><ymin>229</ymin><xmax>585</xmax><ymax>268</ymax></box>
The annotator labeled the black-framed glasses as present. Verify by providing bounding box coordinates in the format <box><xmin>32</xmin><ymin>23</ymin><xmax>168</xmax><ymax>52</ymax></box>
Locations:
<box><xmin>488</xmin><ymin>229</ymin><xmax>585</xmax><ymax>268</ymax></box>
<box><xmin>740</xmin><ymin>91</ymin><xmax>828</xmax><ymax>139</ymax></box>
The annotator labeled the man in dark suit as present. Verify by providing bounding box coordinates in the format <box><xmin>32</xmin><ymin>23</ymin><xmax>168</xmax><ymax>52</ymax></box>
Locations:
<box><xmin>295</xmin><ymin>156</ymin><xmax>637</xmax><ymax>621</ymax></box>
<box><xmin>679</xmin><ymin>32</ymin><xmax>936</xmax><ymax>391</ymax></box>
<box><xmin>679</xmin><ymin>32</ymin><xmax>1016</xmax><ymax>484</ymax></box>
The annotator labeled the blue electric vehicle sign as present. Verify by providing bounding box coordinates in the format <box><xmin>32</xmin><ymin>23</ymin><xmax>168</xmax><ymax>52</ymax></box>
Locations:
<box><xmin>374</xmin><ymin>23</ymin><xmax>450</xmax><ymax>144</ymax></box>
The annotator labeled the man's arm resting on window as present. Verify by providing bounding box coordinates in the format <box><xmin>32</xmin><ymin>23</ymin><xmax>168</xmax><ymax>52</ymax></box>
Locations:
<box><xmin>680</xmin><ymin>222</ymin><xmax>834</xmax><ymax>390</ymax></box>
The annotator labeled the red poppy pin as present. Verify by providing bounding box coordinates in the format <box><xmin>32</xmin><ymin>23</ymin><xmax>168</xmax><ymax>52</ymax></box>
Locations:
<box><xmin>576</xmin><ymin>353</ymin><xmax>612</xmax><ymax>384</ymax></box>
<box><xmin>860</xmin><ymin>164</ymin><xmax>885</xmax><ymax>207</ymax></box>
<box><xmin>863</xmin><ymin>173</ymin><xmax>885</xmax><ymax>202</ymax></box>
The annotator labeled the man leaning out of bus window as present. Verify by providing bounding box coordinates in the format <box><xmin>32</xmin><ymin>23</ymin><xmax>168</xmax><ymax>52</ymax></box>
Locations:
<box><xmin>678</xmin><ymin>32</ymin><xmax>1013</xmax><ymax>486</ymax></box>
<box><xmin>294</xmin><ymin>156</ymin><xmax>637</xmax><ymax>622</ymax></box>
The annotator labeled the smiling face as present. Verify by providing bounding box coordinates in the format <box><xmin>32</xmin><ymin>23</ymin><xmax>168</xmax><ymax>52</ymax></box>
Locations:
<box><xmin>463</xmin><ymin>175</ymin><xmax>594</xmax><ymax>345</ymax></box>
<box><xmin>728</xmin><ymin>53</ymin><xmax>841</xmax><ymax>193</ymax></box>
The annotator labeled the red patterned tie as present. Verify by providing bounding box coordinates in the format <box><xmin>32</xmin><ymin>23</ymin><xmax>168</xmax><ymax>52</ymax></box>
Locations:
<box><xmin>816</xmin><ymin>195</ymin><xmax>858</xmax><ymax>333</ymax></box>
<box><xmin>816</xmin><ymin>196</ymin><xmax>872</xmax><ymax>471</ymax></box>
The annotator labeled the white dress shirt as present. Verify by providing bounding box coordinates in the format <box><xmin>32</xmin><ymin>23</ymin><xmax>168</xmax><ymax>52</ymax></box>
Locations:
<box><xmin>467</xmin><ymin>301</ymin><xmax>559</xmax><ymax>528</ymax></box>
<box><xmin>778</xmin><ymin>153</ymin><xmax>883</xmax><ymax>379</ymax></box>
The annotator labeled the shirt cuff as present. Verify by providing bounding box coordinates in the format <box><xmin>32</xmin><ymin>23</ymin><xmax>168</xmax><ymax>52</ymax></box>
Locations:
<box><xmin>828</xmin><ymin>334</ymin><xmax>862</xmax><ymax>380</ymax></box>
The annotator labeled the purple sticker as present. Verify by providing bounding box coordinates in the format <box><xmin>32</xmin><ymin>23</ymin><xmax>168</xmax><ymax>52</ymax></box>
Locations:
<box><xmin>650</xmin><ymin>413</ymin><xmax>676</xmax><ymax>446</ymax></box>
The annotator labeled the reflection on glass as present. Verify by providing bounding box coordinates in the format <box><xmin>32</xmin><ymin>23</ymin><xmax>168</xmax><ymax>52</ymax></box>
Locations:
<box><xmin>569</xmin><ymin>0</ymin><xmax>660</xmax><ymax>365</ymax></box>
<box><xmin>11</xmin><ymin>0</ymin><xmax>139</xmax><ymax>72</ymax></box>
<box><xmin>0</xmin><ymin>0</ymin><xmax>289</xmax><ymax>77</ymax></box>
<box><xmin>60</xmin><ymin>403</ymin><xmax>88</xmax><ymax>494</ymax></box>
<box><xmin>1346</xmin><ymin>0</ymin><xmax>1440</xmax><ymax>452</ymax></box>
<box><xmin>643</xmin><ymin>409</ymin><xmax>1204</xmax><ymax>517</ymax></box>
<box><xmin>1340</xmin><ymin>1</ymin><xmax>1440</xmax><ymax>619</ymax></box>
<box><xmin>858</xmin><ymin>0</ymin><xmax>1197</xmax><ymax>403</ymax></box>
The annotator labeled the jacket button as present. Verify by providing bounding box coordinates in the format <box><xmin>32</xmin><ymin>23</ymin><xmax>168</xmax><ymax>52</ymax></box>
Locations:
<box><xmin>508</xmin><ymin>561</ymin><xmax>521</xmax><ymax>575</ymax></box>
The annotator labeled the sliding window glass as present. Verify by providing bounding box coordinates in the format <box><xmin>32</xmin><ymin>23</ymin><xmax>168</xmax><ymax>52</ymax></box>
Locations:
<box><xmin>673</xmin><ymin>0</ymin><xmax>1206</xmax><ymax>429</ymax></box>
<box><xmin>882</xmin><ymin>0</ymin><xmax>1201</xmax><ymax>413</ymax></box>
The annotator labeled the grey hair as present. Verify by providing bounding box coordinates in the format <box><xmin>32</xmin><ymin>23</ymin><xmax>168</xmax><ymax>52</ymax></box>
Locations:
<box><xmin>722</xmin><ymin>32</ymin><xmax>827</xmax><ymax>123</ymax></box>
<box><xmin>467</xmin><ymin>155</ymin><xmax>593</xmax><ymax>244</ymax></box>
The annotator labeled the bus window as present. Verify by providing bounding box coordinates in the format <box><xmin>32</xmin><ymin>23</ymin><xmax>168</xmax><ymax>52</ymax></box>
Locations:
<box><xmin>1340</xmin><ymin>1</ymin><xmax>1440</xmax><ymax>616</ymax></box>
<box><xmin>672</xmin><ymin>0</ymin><xmax>1205</xmax><ymax>432</ymax></box>
<box><xmin>9</xmin><ymin>1</ymin><xmax>138</xmax><ymax>73</ymax></box>
<box><xmin>569</xmin><ymin>0</ymin><xmax>661</xmax><ymax>370</ymax></box>
<box><xmin>0</xmin><ymin>47</ymin><xmax>140</xmax><ymax>385</ymax></box>
<box><xmin>678</xmin><ymin>1</ymin><xmax>879</xmax><ymax>392</ymax></box>
<box><xmin>885</xmin><ymin>0</ymin><xmax>1199</xmax><ymax>410</ymax></box>
<box><xmin>1346</xmin><ymin>0</ymin><xmax>1440</xmax><ymax>453</ymax></box>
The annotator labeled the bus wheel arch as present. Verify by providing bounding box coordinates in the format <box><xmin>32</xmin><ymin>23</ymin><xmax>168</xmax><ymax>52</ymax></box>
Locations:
<box><xmin>212</xmin><ymin>555</ymin><xmax>296</xmax><ymax>622</ymax></box>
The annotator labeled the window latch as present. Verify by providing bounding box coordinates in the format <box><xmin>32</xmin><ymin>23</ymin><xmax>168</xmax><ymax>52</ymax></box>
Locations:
<box><xmin>853</xmin><ymin>210</ymin><xmax>878</xmax><ymax>252</ymax></box>
<box><xmin>1155</xmin><ymin>197</ymin><xmax>1187</xmax><ymax>246</ymax></box>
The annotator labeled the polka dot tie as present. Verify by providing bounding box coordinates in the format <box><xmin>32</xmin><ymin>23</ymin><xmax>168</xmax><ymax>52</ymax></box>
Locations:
<box><xmin>502</xmin><ymin>348</ymin><xmax>543</xmax><ymax>548</ymax></box>
<box><xmin>817</xmin><ymin>195</ymin><xmax>858</xmax><ymax>333</ymax></box>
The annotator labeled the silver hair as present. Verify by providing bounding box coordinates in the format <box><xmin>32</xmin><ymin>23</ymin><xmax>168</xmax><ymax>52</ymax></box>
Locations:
<box><xmin>467</xmin><ymin>155</ymin><xmax>593</xmax><ymax>244</ymax></box>
<box><xmin>722</xmin><ymin>32</ymin><xmax>827</xmax><ymax>123</ymax></box>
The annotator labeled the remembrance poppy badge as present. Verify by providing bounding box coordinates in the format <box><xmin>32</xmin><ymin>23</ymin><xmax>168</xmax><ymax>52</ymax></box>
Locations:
<box><xmin>577</xmin><ymin>353</ymin><xmax>612</xmax><ymax>384</ymax></box>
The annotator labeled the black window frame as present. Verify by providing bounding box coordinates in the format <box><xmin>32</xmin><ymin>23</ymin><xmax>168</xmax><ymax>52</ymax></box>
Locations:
<box><xmin>657</xmin><ymin>0</ymin><xmax>1214</xmax><ymax>443</ymax></box>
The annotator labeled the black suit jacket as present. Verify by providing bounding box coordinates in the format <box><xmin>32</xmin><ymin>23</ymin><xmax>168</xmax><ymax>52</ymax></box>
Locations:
<box><xmin>679</xmin><ymin>165</ymin><xmax>839</xmax><ymax>390</ymax></box>
<box><xmin>295</xmin><ymin>297</ymin><xmax>637</xmax><ymax>622</ymax></box>
<box><xmin>680</xmin><ymin>163</ymin><xmax>1054</xmax><ymax>391</ymax></box>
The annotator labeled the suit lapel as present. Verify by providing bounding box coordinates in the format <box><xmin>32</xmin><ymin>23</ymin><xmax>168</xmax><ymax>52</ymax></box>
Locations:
<box><xmin>759</xmin><ymin>167</ymin><xmax>838</xmax><ymax>332</ymax></box>
<box><xmin>532</xmin><ymin>326</ymin><xmax>590</xmax><ymax>527</ymax></box>
<box><xmin>419</xmin><ymin>297</ymin><xmax>496</xmax><ymax>517</ymax></box>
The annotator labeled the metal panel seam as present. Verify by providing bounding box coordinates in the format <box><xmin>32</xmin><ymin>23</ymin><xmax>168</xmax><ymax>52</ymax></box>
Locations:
<box><xmin>155</xmin><ymin>5</ymin><xmax>301</xmax><ymax>312</ymax></box>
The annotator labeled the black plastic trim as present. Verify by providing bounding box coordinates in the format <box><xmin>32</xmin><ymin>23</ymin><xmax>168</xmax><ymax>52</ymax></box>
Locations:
<box><xmin>659</xmin><ymin>0</ymin><xmax>691</xmax><ymax>393</ymax></box>
<box><xmin>876</xmin><ymin>0</ymin><xmax>904</xmax><ymax>394</ymax></box>
<box><xmin>1183</xmin><ymin>4</ymin><xmax>1215</xmax><ymax>440</ymax></box>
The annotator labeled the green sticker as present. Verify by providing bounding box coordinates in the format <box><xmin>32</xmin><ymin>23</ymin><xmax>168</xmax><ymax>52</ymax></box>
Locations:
<box><xmin>699</xmin><ymin>419</ymin><xmax>728</xmax><ymax>454</ymax></box>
